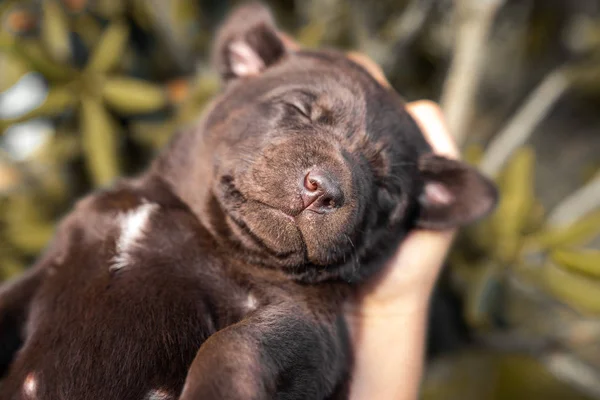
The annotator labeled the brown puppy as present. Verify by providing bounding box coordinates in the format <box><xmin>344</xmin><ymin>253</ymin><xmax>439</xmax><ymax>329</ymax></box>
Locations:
<box><xmin>0</xmin><ymin>3</ymin><xmax>497</xmax><ymax>399</ymax></box>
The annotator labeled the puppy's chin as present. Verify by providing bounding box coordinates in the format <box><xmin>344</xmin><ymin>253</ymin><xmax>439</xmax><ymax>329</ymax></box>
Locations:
<box><xmin>218</xmin><ymin>198</ymin><xmax>363</xmax><ymax>274</ymax></box>
<box><xmin>294</xmin><ymin>206</ymin><xmax>359</xmax><ymax>266</ymax></box>
<box><xmin>223</xmin><ymin>200</ymin><xmax>305</xmax><ymax>261</ymax></box>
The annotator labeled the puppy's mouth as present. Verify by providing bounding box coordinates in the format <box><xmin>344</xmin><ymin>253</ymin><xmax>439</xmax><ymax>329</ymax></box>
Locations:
<box><xmin>214</xmin><ymin>176</ymin><xmax>307</xmax><ymax>262</ymax></box>
<box><xmin>253</xmin><ymin>199</ymin><xmax>297</xmax><ymax>222</ymax></box>
<box><xmin>224</xmin><ymin>202</ymin><xmax>302</xmax><ymax>257</ymax></box>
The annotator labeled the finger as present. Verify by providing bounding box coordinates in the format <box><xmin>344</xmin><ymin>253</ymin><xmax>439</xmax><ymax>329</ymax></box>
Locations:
<box><xmin>277</xmin><ymin>31</ymin><xmax>301</xmax><ymax>51</ymax></box>
<box><xmin>406</xmin><ymin>101</ymin><xmax>460</xmax><ymax>160</ymax></box>
<box><xmin>351</xmin><ymin>229</ymin><xmax>455</xmax><ymax>316</ymax></box>
<box><xmin>346</xmin><ymin>52</ymin><xmax>391</xmax><ymax>88</ymax></box>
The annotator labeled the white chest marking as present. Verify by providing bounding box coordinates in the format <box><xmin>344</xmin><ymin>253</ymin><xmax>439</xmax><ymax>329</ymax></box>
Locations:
<box><xmin>23</xmin><ymin>372</ymin><xmax>37</xmax><ymax>397</ymax></box>
<box><xmin>245</xmin><ymin>293</ymin><xmax>259</xmax><ymax>312</ymax></box>
<box><xmin>110</xmin><ymin>202</ymin><xmax>158</xmax><ymax>271</ymax></box>
<box><xmin>145</xmin><ymin>388</ymin><xmax>172</xmax><ymax>400</ymax></box>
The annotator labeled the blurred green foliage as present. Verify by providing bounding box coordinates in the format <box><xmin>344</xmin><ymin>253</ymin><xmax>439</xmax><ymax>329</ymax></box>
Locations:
<box><xmin>0</xmin><ymin>0</ymin><xmax>599</xmax><ymax>398</ymax></box>
<box><xmin>0</xmin><ymin>0</ymin><xmax>222</xmax><ymax>278</ymax></box>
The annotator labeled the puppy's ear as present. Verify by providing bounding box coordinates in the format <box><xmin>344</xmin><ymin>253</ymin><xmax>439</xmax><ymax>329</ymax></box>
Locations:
<box><xmin>212</xmin><ymin>2</ymin><xmax>287</xmax><ymax>81</ymax></box>
<box><xmin>416</xmin><ymin>154</ymin><xmax>498</xmax><ymax>229</ymax></box>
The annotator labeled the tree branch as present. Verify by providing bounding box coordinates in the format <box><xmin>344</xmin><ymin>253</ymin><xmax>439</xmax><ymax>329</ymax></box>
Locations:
<box><xmin>440</xmin><ymin>0</ymin><xmax>505</xmax><ymax>145</ymax></box>
<box><xmin>547</xmin><ymin>175</ymin><xmax>600</xmax><ymax>226</ymax></box>
<box><xmin>479</xmin><ymin>67</ymin><xmax>570</xmax><ymax>176</ymax></box>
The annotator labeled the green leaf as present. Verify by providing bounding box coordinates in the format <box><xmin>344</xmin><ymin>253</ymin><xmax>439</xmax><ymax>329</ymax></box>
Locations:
<box><xmin>102</xmin><ymin>77</ymin><xmax>167</xmax><ymax>114</ymax></box>
<box><xmin>544</xmin><ymin>261</ymin><xmax>600</xmax><ymax>315</ymax></box>
<box><xmin>129</xmin><ymin>120</ymin><xmax>175</xmax><ymax>150</ymax></box>
<box><xmin>297</xmin><ymin>21</ymin><xmax>327</xmax><ymax>48</ymax></box>
<box><xmin>528</xmin><ymin>210</ymin><xmax>600</xmax><ymax>249</ymax></box>
<box><xmin>86</xmin><ymin>20</ymin><xmax>129</xmax><ymax>73</ymax></box>
<box><xmin>72</xmin><ymin>13</ymin><xmax>103</xmax><ymax>49</ymax></box>
<box><xmin>551</xmin><ymin>249</ymin><xmax>600</xmax><ymax>279</ymax></box>
<box><xmin>80</xmin><ymin>95</ymin><xmax>120</xmax><ymax>186</ymax></box>
<box><xmin>3</xmin><ymin>194</ymin><xmax>55</xmax><ymax>254</ymax></box>
<box><xmin>490</xmin><ymin>147</ymin><xmax>536</xmax><ymax>262</ymax></box>
<box><xmin>89</xmin><ymin>0</ymin><xmax>126</xmax><ymax>19</ymax></box>
<box><xmin>41</xmin><ymin>0</ymin><xmax>72</xmax><ymax>63</ymax></box>
<box><xmin>17</xmin><ymin>40</ymin><xmax>76</xmax><ymax>81</ymax></box>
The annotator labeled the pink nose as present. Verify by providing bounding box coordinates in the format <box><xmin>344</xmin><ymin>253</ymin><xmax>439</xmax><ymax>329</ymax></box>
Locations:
<box><xmin>301</xmin><ymin>169</ymin><xmax>344</xmax><ymax>213</ymax></box>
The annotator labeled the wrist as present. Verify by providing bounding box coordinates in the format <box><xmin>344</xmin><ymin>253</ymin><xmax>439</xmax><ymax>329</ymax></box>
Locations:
<box><xmin>346</xmin><ymin>291</ymin><xmax>430</xmax><ymax>400</ymax></box>
<box><xmin>346</xmin><ymin>285</ymin><xmax>432</xmax><ymax>321</ymax></box>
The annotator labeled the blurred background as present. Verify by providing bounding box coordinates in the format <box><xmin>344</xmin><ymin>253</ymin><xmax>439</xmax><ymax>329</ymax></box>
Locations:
<box><xmin>0</xmin><ymin>0</ymin><xmax>599</xmax><ymax>398</ymax></box>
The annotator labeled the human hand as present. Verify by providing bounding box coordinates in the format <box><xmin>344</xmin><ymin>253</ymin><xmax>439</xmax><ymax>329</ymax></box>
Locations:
<box><xmin>345</xmin><ymin>99</ymin><xmax>458</xmax><ymax>400</ymax></box>
<box><xmin>343</xmin><ymin>52</ymin><xmax>460</xmax><ymax>400</ymax></box>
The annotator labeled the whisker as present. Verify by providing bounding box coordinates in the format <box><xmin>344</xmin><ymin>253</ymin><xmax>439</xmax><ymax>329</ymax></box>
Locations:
<box><xmin>344</xmin><ymin>234</ymin><xmax>360</xmax><ymax>277</ymax></box>
<box><xmin>387</xmin><ymin>161</ymin><xmax>416</xmax><ymax>168</ymax></box>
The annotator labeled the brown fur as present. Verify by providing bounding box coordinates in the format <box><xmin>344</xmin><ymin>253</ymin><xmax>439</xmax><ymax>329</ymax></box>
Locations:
<box><xmin>0</xmin><ymin>3</ymin><xmax>497</xmax><ymax>399</ymax></box>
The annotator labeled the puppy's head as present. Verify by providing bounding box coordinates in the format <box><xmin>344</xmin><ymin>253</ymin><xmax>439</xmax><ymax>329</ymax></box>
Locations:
<box><xmin>182</xmin><ymin>3</ymin><xmax>497</xmax><ymax>282</ymax></box>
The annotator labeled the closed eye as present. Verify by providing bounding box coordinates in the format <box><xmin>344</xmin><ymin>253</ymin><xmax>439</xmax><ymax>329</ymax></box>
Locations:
<box><xmin>285</xmin><ymin>100</ymin><xmax>312</xmax><ymax>120</ymax></box>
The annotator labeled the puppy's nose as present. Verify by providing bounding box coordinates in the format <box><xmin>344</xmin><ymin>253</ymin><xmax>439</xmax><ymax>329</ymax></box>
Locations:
<box><xmin>301</xmin><ymin>169</ymin><xmax>344</xmax><ymax>213</ymax></box>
